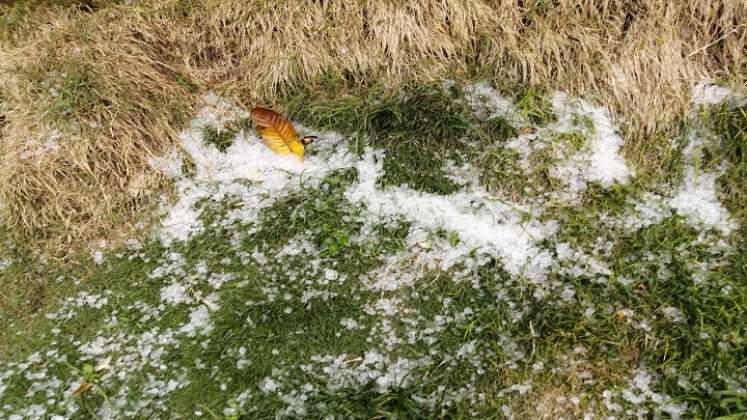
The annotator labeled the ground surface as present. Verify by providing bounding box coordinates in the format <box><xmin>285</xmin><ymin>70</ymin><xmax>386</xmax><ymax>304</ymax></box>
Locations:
<box><xmin>1</xmin><ymin>81</ymin><xmax>745</xmax><ymax>419</ymax></box>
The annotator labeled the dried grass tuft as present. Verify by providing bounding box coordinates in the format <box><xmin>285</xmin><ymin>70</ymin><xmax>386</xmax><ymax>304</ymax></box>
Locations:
<box><xmin>0</xmin><ymin>0</ymin><xmax>745</xmax><ymax>251</ymax></box>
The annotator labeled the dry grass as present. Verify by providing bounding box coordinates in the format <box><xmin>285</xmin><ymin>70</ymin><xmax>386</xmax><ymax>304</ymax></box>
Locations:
<box><xmin>0</xmin><ymin>0</ymin><xmax>745</xmax><ymax>251</ymax></box>
<box><xmin>499</xmin><ymin>353</ymin><xmax>636</xmax><ymax>419</ymax></box>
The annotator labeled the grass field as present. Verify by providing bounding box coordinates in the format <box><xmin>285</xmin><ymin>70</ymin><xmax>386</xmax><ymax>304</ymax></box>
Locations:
<box><xmin>1</xmin><ymin>1</ymin><xmax>746</xmax><ymax>419</ymax></box>
<box><xmin>2</xmin><ymin>81</ymin><xmax>746</xmax><ymax>418</ymax></box>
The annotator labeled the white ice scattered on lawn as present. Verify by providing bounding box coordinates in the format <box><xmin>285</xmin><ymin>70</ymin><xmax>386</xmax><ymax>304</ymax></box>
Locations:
<box><xmin>503</xmin><ymin>91</ymin><xmax>632</xmax><ymax>202</ymax></box>
<box><xmin>311</xmin><ymin>351</ymin><xmax>423</xmax><ymax>393</ymax></box>
<box><xmin>620</xmin><ymin>173</ymin><xmax>736</xmax><ymax>235</ymax></box>
<box><xmin>691</xmin><ymin>81</ymin><xmax>732</xmax><ymax>106</ymax></box>
<box><xmin>346</xmin><ymin>150</ymin><xmax>556</xmax><ymax>282</ymax></box>
<box><xmin>549</xmin><ymin>92</ymin><xmax>632</xmax><ymax>196</ymax></box>
<box><xmin>0</xmin><ymin>374</ymin><xmax>7</xmax><ymax>399</ymax></box>
<box><xmin>670</xmin><ymin>167</ymin><xmax>736</xmax><ymax>234</ymax></box>
<box><xmin>148</xmin><ymin>250</ymin><xmax>187</xmax><ymax>279</ymax></box>
<box><xmin>464</xmin><ymin>82</ymin><xmax>525</xmax><ymax>127</ymax></box>
<box><xmin>618</xmin><ymin>127</ymin><xmax>737</xmax><ymax>235</ymax></box>
<box><xmin>180</xmin><ymin>305</ymin><xmax>214</xmax><ymax>337</ymax></box>
<box><xmin>151</xmin><ymin>94</ymin><xmax>355</xmax><ymax>245</ymax></box>
<box><xmin>662</xmin><ymin>307</ymin><xmax>684</xmax><ymax>323</ymax></box>
<box><xmin>207</xmin><ymin>272</ymin><xmax>234</xmax><ymax>289</ymax></box>
<box><xmin>323</xmin><ymin>269</ymin><xmax>339</xmax><ymax>281</ymax></box>
<box><xmin>620</xmin><ymin>193</ymin><xmax>672</xmax><ymax>231</ymax></box>
<box><xmin>12</xmin><ymin>88</ymin><xmax>741</xmax><ymax>418</ymax></box>
<box><xmin>92</xmin><ymin>250</ymin><xmax>104</xmax><ymax>265</ymax></box>
<box><xmin>668</xmin><ymin>131</ymin><xmax>737</xmax><ymax>235</ymax></box>
<box><xmin>148</xmin><ymin>147</ymin><xmax>183</xmax><ymax>179</ymax></box>
<box><xmin>604</xmin><ymin>367</ymin><xmax>688</xmax><ymax>419</ymax></box>
<box><xmin>150</xmin><ymin>93</ymin><xmax>560</xmax><ymax>283</ymax></box>
<box><xmin>663</xmin><ymin>82</ymin><xmax>739</xmax><ymax>234</ymax></box>
<box><xmin>160</xmin><ymin>282</ymin><xmax>190</xmax><ymax>305</ymax></box>
<box><xmin>79</xmin><ymin>335</ymin><xmax>119</xmax><ymax>358</ymax></box>
<box><xmin>340</xmin><ymin>318</ymin><xmax>360</xmax><ymax>330</ymax></box>
<box><xmin>46</xmin><ymin>291</ymin><xmax>111</xmax><ymax>320</ymax></box>
<box><xmin>259</xmin><ymin>377</ymin><xmax>280</xmax><ymax>393</ymax></box>
<box><xmin>555</xmin><ymin>242</ymin><xmax>612</xmax><ymax>280</ymax></box>
<box><xmin>443</xmin><ymin>158</ymin><xmax>477</xmax><ymax>187</ymax></box>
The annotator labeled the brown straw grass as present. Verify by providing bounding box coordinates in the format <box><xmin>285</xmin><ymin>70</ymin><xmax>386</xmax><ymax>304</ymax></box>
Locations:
<box><xmin>1</xmin><ymin>0</ymin><xmax>744</xmax><ymax>251</ymax></box>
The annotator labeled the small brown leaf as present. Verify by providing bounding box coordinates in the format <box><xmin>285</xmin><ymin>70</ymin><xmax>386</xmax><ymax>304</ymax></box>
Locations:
<box><xmin>72</xmin><ymin>381</ymin><xmax>92</xmax><ymax>397</ymax></box>
<box><xmin>251</xmin><ymin>107</ymin><xmax>305</xmax><ymax>159</ymax></box>
<box><xmin>518</xmin><ymin>126</ymin><xmax>536</xmax><ymax>135</ymax></box>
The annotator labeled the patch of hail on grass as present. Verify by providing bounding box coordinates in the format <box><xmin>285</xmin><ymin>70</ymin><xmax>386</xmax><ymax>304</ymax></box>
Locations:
<box><xmin>612</xmin><ymin>83</ymin><xmax>741</xmax><ymax>237</ymax></box>
<box><xmin>148</xmin><ymin>93</ymin><xmax>355</xmax><ymax>246</ymax></box>
<box><xmin>1</xmin><ymin>235</ymin><xmax>237</xmax><ymax>419</ymax></box>
<box><xmin>670</xmin><ymin>167</ymin><xmax>736</xmax><ymax>234</ymax></box>
<box><xmin>691</xmin><ymin>81</ymin><xmax>733</xmax><ymax>106</ymax></box>
<box><xmin>668</xmin><ymin>130</ymin><xmax>737</xmax><ymax>235</ymax></box>
<box><xmin>0</xmin><ymin>371</ymin><xmax>9</xmax><ymax>400</ymax></box>
<box><xmin>503</xmin><ymin>91</ymin><xmax>632</xmax><ymax>202</ymax></box>
<box><xmin>90</xmin><ymin>239</ymin><xmax>107</xmax><ymax>265</ymax></box>
<box><xmin>443</xmin><ymin>157</ymin><xmax>477</xmax><ymax>187</ymax></box>
<box><xmin>616</xmin><ymin>137</ymin><xmax>736</xmax><ymax>236</ymax></box>
<box><xmin>618</xmin><ymin>192</ymin><xmax>672</xmax><ymax>231</ymax></box>
<box><xmin>547</xmin><ymin>92</ymin><xmax>632</xmax><ymax>200</ymax></box>
<box><xmin>45</xmin><ymin>291</ymin><xmax>112</xmax><ymax>321</ymax></box>
<box><xmin>160</xmin><ymin>282</ymin><xmax>190</xmax><ymax>305</ymax></box>
<box><xmin>464</xmin><ymin>82</ymin><xmax>526</xmax><ymax>127</ymax></box>
<box><xmin>602</xmin><ymin>367</ymin><xmax>688</xmax><ymax>420</ymax></box>
<box><xmin>180</xmin><ymin>305</ymin><xmax>214</xmax><ymax>336</ymax></box>
<box><xmin>256</xmin><ymin>336</ymin><xmax>490</xmax><ymax>415</ymax></box>
<box><xmin>150</xmin><ymin>92</ymin><xmax>561</xmax><ymax>286</ymax></box>
<box><xmin>554</xmin><ymin>242</ymin><xmax>612</xmax><ymax>281</ymax></box>
<box><xmin>91</xmin><ymin>250</ymin><xmax>104</xmax><ymax>265</ymax></box>
<box><xmin>307</xmin><ymin>352</ymin><xmax>426</xmax><ymax>394</ymax></box>
<box><xmin>3</xmin><ymin>322</ymin><xmax>191</xmax><ymax>419</ymax></box>
<box><xmin>345</xmin><ymin>149</ymin><xmax>557</xmax><ymax>284</ymax></box>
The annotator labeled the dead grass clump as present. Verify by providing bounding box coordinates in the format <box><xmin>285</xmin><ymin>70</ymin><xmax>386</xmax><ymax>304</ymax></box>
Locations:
<box><xmin>482</xmin><ymin>0</ymin><xmax>746</xmax><ymax>166</ymax></box>
<box><xmin>0</xmin><ymin>0</ymin><xmax>744</xmax><ymax>251</ymax></box>
<box><xmin>0</xmin><ymin>4</ymin><xmax>194</xmax><ymax>246</ymax></box>
<box><xmin>499</xmin><ymin>353</ymin><xmax>635</xmax><ymax>419</ymax></box>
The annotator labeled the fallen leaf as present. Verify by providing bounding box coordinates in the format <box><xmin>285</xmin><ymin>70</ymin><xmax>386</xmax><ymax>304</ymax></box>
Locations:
<box><xmin>518</xmin><ymin>126</ymin><xmax>536</xmax><ymax>135</ymax></box>
<box><xmin>251</xmin><ymin>107</ymin><xmax>306</xmax><ymax>160</ymax></box>
<box><xmin>72</xmin><ymin>381</ymin><xmax>92</xmax><ymax>397</ymax></box>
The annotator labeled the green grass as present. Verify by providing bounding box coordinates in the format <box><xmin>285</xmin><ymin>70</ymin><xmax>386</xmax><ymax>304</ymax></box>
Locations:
<box><xmin>514</xmin><ymin>86</ymin><xmax>556</xmax><ymax>126</ymax></box>
<box><xmin>710</xmin><ymin>104</ymin><xmax>747</xmax><ymax>223</ymax></box>
<box><xmin>285</xmin><ymin>82</ymin><xmax>517</xmax><ymax>195</ymax></box>
<box><xmin>42</xmin><ymin>61</ymin><xmax>104</xmax><ymax>125</ymax></box>
<box><xmin>1</xmin><ymin>82</ymin><xmax>746</xmax><ymax>419</ymax></box>
<box><xmin>201</xmin><ymin>117</ymin><xmax>255</xmax><ymax>152</ymax></box>
<box><xmin>0</xmin><ymin>169</ymin><xmax>493</xmax><ymax>417</ymax></box>
<box><xmin>202</xmin><ymin>126</ymin><xmax>236</xmax><ymax>152</ymax></box>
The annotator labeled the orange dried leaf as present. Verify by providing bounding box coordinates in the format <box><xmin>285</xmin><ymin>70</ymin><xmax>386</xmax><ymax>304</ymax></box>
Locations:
<box><xmin>72</xmin><ymin>381</ymin><xmax>92</xmax><ymax>397</ymax></box>
<box><xmin>518</xmin><ymin>126</ymin><xmax>536</xmax><ymax>135</ymax></box>
<box><xmin>251</xmin><ymin>107</ymin><xmax>305</xmax><ymax>160</ymax></box>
